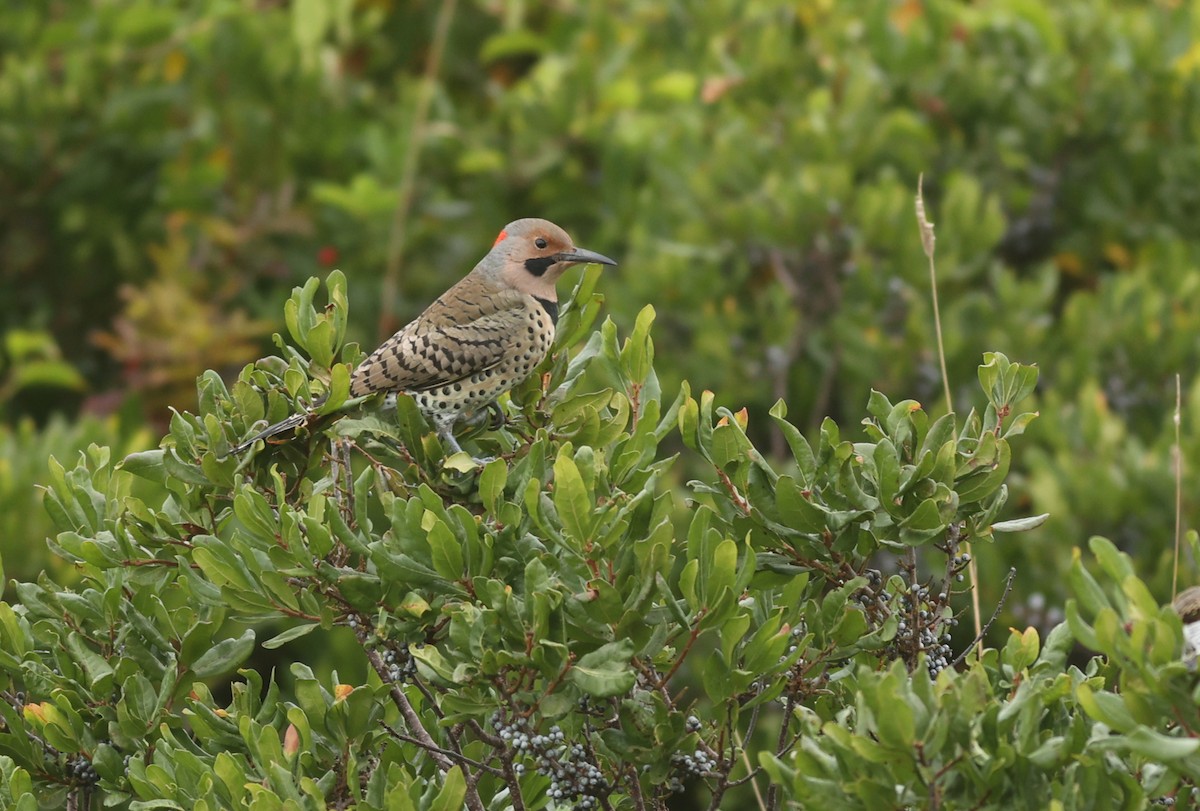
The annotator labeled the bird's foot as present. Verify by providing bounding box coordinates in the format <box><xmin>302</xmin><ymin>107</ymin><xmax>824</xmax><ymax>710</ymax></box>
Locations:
<box><xmin>485</xmin><ymin>400</ymin><xmax>506</xmax><ymax>430</ymax></box>
<box><xmin>461</xmin><ymin>401</ymin><xmax>507</xmax><ymax>431</ymax></box>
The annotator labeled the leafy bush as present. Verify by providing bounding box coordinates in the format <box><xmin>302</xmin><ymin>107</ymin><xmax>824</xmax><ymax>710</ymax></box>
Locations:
<box><xmin>7</xmin><ymin>1</ymin><xmax>1200</xmax><ymax>641</ymax></box>
<box><xmin>1</xmin><ymin>275</ymin><xmax>1195</xmax><ymax>810</ymax></box>
<box><xmin>0</xmin><ymin>414</ymin><xmax>157</xmax><ymax>593</ymax></box>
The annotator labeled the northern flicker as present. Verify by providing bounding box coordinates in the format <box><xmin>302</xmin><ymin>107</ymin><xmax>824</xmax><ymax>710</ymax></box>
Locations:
<box><xmin>230</xmin><ymin>218</ymin><xmax>616</xmax><ymax>460</ymax></box>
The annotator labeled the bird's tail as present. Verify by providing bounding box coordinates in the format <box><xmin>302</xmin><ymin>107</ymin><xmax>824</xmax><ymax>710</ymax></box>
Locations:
<box><xmin>228</xmin><ymin>412</ymin><xmax>311</xmax><ymax>455</ymax></box>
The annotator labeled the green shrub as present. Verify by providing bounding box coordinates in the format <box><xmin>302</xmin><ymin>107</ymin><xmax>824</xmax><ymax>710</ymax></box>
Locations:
<box><xmin>6</xmin><ymin>0</ymin><xmax>1199</xmax><ymax>644</ymax></box>
<box><xmin>0</xmin><ymin>414</ymin><xmax>156</xmax><ymax>594</ymax></box>
<box><xmin>1</xmin><ymin>275</ymin><xmax>1195</xmax><ymax>810</ymax></box>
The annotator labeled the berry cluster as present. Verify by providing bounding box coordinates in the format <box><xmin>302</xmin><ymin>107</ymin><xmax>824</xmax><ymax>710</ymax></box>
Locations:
<box><xmin>379</xmin><ymin>646</ymin><xmax>417</xmax><ymax>683</ymax></box>
<box><xmin>780</xmin><ymin>625</ymin><xmax>806</xmax><ymax>667</ymax></box>
<box><xmin>492</xmin><ymin>713</ymin><xmax>607</xmax><ymax>808</ymax></box>
<box><xmin>893</xmin><ymin>586</ymin><xmax>959</xmax><ymax>678</ymax></box>
<box><xmin>662</xmin><ymin>745</ymin><xmax>719</xmax><ymax>795</ymax></box>
<box><xmin>920</xmin><ymin>624</ymin><xmax>955</xmax><ymax>677</ymax></box>
<box><xmin>1152</xmin><ymin>789</ymin><xmax>1200</xmax><ymax>807</ymax></box>
<box><xmin>671</xmin><ymin>747</ymin><xmax>716</xmax><ymax>778</ymax></box>
<box><xmin>950</xmin><ymin>552</ymin><xmax>971</xmax><ymax>583</ymax></box>
<box><xmin>66</xmin><ymin>755</ymin><xmax>98</xmax><ymax>786</ymax></box>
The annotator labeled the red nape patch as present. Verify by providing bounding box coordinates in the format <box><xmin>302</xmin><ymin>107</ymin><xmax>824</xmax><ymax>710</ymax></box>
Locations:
<box><xmin>493</xmin><ymin>229</ymin><xmax>508</xmax><ymax>247</ymax></box>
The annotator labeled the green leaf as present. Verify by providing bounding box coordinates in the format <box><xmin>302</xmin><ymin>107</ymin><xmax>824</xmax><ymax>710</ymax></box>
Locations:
<box><xmin>873</xmin><ymin>439</ymin><xmax>901</xmax><ymax>515</ymax></box>
<box><xmin>620</xmin><ymin>305</ymin><xmax>656</xmax><ymax>385</ymax></box>
<box><xmin>956</xmin><ymin>439</ymin><xmax>1011</xmax><ymax>503</ymax></box>
<box><xmin>919</xmin><ymin>413</ymin><xmax>956</xmax><ymax>458</ymax></box>
<box><xmin>0</xmin><ymin>603</ymin><xmax>28</xmax><ymax>658</ymax></box>
<box><xmin>1002</xmin><ymin>627</ymin><xmax>1040</xmax><ymax>672</ymax></box>
<box><xmin>190</xmin><ymin>629</ymin><xmax>256</xmax><ymax>678</ymax></box>
<box><xmin>262</xmin><ymin>623</ymin><xmax>319</xmax><ymax>650</ymax></box>
<box><xmin>66</xmin><ymin>634</ymin><xmax>114</xmax><ymax>691</ymax></box>
<box><xmin>479</xmin><ymin>458</ymin><xmax>507</xmax><ymax>514</ymax></box>
<box><xmin>567</xmin><ymin>639</ymin><xmax>636</xmax><ymax>698</ymax></box>
<box><xmin>1120</xmin><ymin>727</ymin><xmax>1200</xmax><ymax>761</ymax></box>
<box><xmin>120</xmin><ymin>449</ymin><xmax>166</xmax><ymax>483</ymax></box>
<box><xmin>706</xmin><ymin>538</ymin><xmax>738</xmax><ymax>604</ymax></box>
<box><xmin>874</xmin><ymin>681</ymin><xmax>915</xmax><ymax>748</ymax></box>
<box><xmin>678</xmin><ymin>393</ymin><xmax>700</xmax><ymax>451</ymax></box>
<box><xmin>430</xmin><ymin>766</ymin><xmax>467</xmax><ymax>811</ymax></box>
<box><xmin>831</xmin><ymin>608</ymin><xmax>868</xmax><ymax>647</ymax></box>
<box><xmin>991</xmin><ymin>513</ymin><xmax>1050</xmax><ymax>533</ymax></box>
<box><xmin>553</xmin><ymin>447</ymin><xmax>593</xmax><ymax>541</ymax></box>
<box><xmin>428</xmin><ymin>520</ymin><xmax>465</xmax><ymax>581</ymax></box>
<box><xmin>898</xmin><ymin>498</ymin><xmax>945</xmax><ymax>542</ymax></box>
<box><xmin>1075</xmin><ymin>683</ymin><xmax>1135</xmax><ymax>732</ymax></box>
<box><xmin>769</xmin><ymin>400</ymin><xmax>817</xmax><ymax>483</ymax></box>
<box><xmin>1067</xmin><ymin>548</ymin><xmax>1112</xmax><ymax>618</ymax></box>
<box><xmin>774</xmin><ymin>476</ymin><xmax>826</xmax><ymax>534</ymax></box>
<box><xmin>1089</xmin><ymin>535</ymin><xmax>1135</xmax><ymax>584</ymax></box>
<box><xmin>317</xmin><ymin>362</ymin><xmax>351</xmax><ymax>413</ymax></box>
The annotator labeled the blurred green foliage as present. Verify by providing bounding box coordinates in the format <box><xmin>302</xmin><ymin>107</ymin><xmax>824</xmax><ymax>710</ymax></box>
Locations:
<box><xmin>4</xmin><ymin>0</ymin><xmax>1200</xmax><ymax>749</ymax></box>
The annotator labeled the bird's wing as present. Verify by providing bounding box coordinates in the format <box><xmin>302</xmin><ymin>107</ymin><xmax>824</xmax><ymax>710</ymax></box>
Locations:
<box><xmin>349</xmin><ymin>287</ymin><xmax>531</xmax><ymax>396</ymax></box>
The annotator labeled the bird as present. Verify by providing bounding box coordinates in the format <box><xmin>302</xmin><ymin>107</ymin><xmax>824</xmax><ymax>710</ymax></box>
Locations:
<box><xmin>230</xmin><ymin>218</ymin><xmax>617</xmax><ymax>461</ymax></box>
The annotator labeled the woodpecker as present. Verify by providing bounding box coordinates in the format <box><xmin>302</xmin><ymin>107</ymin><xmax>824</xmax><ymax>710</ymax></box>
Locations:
<box><xmin>230</xmin><ymin>218</ymin><xmax>617</xmax><ymax>460</ymax></box>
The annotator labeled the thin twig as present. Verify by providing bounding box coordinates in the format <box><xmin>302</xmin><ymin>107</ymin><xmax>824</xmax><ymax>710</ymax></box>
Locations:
<box><xmin>376</xmin><ymin>0</ymin><xmax>459</xmax><ymax>341</ymax></box>
<box><xmin>625</xmin><ymin>761</ymin><xmax>647</xmax><ymax>811</ymax></box>
<box><xmin>765</xmin><ymin>693</ymin><xmax>796</xmax><ymax>811</ymax></box>
<box><xmin>381</xmin><ymin>722</ymin><xmax>505</xmax><ymax>777</ymax></box>
<box><xmin>950</xmin><ymin>568</ymin><xmax>1017</xmax><ymax>669</ymax></box>
<box><xmin>733</xmin><ymin>729</ymin><xmax>767</xmax><ymax>811</ymax></box>
<box><xmin>656</xmin><ymin>609</ymin><xmax>708</xmax><ymax>689</ymax></box>
<box><xmin>388</xmin><ymin>683</ymin><xmax>451</xmax><ymax>770</ymax></box>
<box><xmin>1174</xmin><ymin>373</ymin><xmax>1183</xmax><ymax>600</ymax></box>
<box><xmin>916</xmin><ymin>175</ymin><xmax>983</xmax><ymax>656</ymax></box>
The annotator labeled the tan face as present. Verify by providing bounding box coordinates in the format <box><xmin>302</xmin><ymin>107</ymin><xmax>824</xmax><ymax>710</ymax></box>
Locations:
<box><xmin>492</xmin><ymin>218</ymin><xmax>617</xmax><ymax>300</ymax></box>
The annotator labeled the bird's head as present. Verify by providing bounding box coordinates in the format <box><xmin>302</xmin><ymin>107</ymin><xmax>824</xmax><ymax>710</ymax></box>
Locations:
<box><xmin>486</xmin><ymin>218</ymin><xmax>617</xmax><ymax>300</ymax></box>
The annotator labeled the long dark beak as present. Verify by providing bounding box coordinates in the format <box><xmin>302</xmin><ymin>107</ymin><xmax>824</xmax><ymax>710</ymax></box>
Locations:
<box><xmin>556</xmin><ymin>247</ymin><xmax>617</xmax><ymax>267</ymax></box>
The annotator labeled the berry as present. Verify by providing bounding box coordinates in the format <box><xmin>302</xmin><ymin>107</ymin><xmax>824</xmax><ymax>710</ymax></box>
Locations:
<box><xmin>67</xmin><ymin>755</ymin><xmax>98</xmax><ymax>786</ymax></box>
<box><xmin>493</xmin><ymin>713</ymin><xmax>606</xmax><ymax>806</ymax></box>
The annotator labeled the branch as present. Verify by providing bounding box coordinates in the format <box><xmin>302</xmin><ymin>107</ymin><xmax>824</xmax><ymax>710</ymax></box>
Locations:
<box><xmin>365</xmin><ymin>651</ymin><xmax>451</xmax><ymax>768</ymax></box>
<box><xmin>950</xmin><ymin>568</ymin><xmax>1017</xmax><ymax>669</ymax></box>
<box><xmin>656</xmin><ymin>609</ymin><xmax>708</xmax><ymax>689</ymax></box>
<box><xmin>380</xmin><ymin>722</ymin><xmax>504</xmax><ymax>777</ymax></box>
<box><xmin>765</xmin><ymin>693</ymin><xmax>796</xmax><ymax>811</ymax></box>
<box><xmin>364</xmin><ymin>649</ymin><xmax>487</xmax><ymax>811</ymax></box>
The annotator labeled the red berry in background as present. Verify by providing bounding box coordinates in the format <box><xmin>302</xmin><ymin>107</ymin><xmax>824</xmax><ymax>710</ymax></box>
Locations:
<box><xmin>317</xmin><ymin>245</ymin><xmax>339</xmax><ymax>267</ymax></box>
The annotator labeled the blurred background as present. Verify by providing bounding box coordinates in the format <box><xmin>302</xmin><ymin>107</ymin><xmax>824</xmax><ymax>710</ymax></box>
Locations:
<box><xmin>3</xmin><ymin>0</ymin><xmax>1200</xmax><ymax>642</ymax></box>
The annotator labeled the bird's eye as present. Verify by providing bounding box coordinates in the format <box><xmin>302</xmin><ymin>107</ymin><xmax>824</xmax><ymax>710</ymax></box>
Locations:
<box><xmin>535</xmin><ymin>237</ymin><xmax>548</xmax><ymax>249</ymax></box>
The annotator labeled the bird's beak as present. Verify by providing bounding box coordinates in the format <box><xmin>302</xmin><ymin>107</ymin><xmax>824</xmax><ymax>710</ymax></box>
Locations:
<box><xmin>556</xmin><ymin>247</ymin><xmax>617</xmax><ymax>267</ymax></box>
